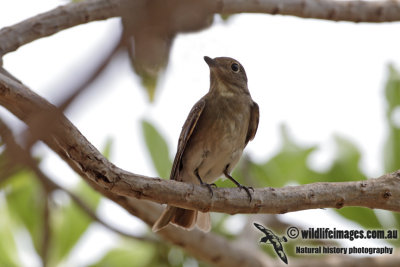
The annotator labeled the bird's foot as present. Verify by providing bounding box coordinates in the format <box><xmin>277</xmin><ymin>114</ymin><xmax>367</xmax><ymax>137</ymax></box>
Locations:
<box><xmin>223</xmin><ymin>165</ymin><xmax>254</xmax><ymax>202</ymax></box>
<box><xmin>237</xmin><ymin>185</ymin><xmax>254</xmax><ymax>202</ymax></box>
<box><xmin>195</xmin><ymin>169</ymin><xmax>217</xmax><ymax>198</ymax></box>
<box><xmin>200</xmin><ymin>182</ymin><xmax>216</xmax><ymax>197</ymax></box>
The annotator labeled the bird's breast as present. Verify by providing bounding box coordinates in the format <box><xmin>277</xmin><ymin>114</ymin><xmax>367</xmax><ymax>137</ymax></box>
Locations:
<box><xmin>180</xmin><ymin>95</ymin><xmax>252</xmax><ymax>183</ymax></box>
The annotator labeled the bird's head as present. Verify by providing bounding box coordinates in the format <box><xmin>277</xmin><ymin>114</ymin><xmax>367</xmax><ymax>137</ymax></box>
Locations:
<box><xmin>204</xmin><ymin>56</ymin><xmax>249</xmax><ymax>95</ymax></box>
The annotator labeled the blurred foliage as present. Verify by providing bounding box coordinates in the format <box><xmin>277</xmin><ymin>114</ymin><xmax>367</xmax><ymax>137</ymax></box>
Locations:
<box><xmin>47</xmin><ymin>181</ymin><xmax>101</xmax><ymax>266</ymax></box>
<box><xmin>384</xmin><ymin>64</ymin><xmax>400</xmax><ymax>173</ymax></box>
<box><xmin>102</xmin><ymin>137</ymin><xmax>114</xmax><ymax>160</ymax></box>
<box><xmin>4</xmin><ymin>170</ymin><xmax>45</xmax><ymax>254</ymax></box>
<box><xmin>384</xmin><ymin>64</ymin><xmax>400</xmax><ymax>234</ymax></box>
<box><xmin>142</xmin><ymin>120</ymin><xmax>173</xmax><ymax>179</ymax></box>
<box><xmin>90</xmin><ymin>240</ymin><xmax>156</xmax><ymax>267</ymax></box>
<box><xmin>0</xmin><ymin>197</ymin><xmax>21</xmax><ymax>267</ymax></box>
<box><xmin>0</xmin><ymin>140</ymin><xmax>114</xmax><ymax>266</ymax></box>
<box><xmin>137</xmin><ymin>70</ymin><xmax>158</xmax><ymax>102</ymax></box>
<box><xmin>0</xmin><ymin>65</ymin><xmax>400</xmax><ymax>266</ymax></box>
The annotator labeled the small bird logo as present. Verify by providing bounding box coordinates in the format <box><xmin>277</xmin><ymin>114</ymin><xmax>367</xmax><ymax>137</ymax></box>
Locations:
<box><xmin>254</xmin><ymin>223</ymin><xmax>288</xmax><ymax>264</ymax></box>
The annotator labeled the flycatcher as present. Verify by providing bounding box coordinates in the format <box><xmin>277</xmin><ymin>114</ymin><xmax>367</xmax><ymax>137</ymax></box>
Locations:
<box><xmin>152</xmin><ymin>56</ymin><xmax>259</xmax><ymax>232</ymax></box>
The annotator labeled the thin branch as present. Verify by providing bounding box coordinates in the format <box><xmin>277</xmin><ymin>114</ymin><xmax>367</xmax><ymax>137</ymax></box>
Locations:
<box><xmin>24</xmin><ymin>33</ymin><xmax>122</xmax><ymax>149</ymax></box>
<box><xmin>219</xmin><ymin>0</ymin><xmax>400</xmax><ymax>22</ymax></box>
<box><xmin>62</xmin><ymin>185</ymin><xmax>157</xmax><ymax>243</ymax></box>
<box><xmin>1</xmin><ymin>72</ymin><xmax>400</xmax><ymax>216</ymax></box>
<box><xmin>100</xmin><ymin>192</ymin><xmax>273</xmax><ymax>267</ymax></box>
<box><xmin>57</xmin><ymin>37</ymin><xmax>121</xmax><ymax>112</ymax></box>
<box><xmin>0</xmin><ymin>0</ymin><xmax>121</xmax><ymax>56</ymax></box>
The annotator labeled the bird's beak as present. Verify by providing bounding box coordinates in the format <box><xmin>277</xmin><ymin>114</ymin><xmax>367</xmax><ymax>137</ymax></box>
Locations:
<box><xmin>204</xmin><ymin>56</ymin><xmax>216</xmax><ymax>68</ymax></box>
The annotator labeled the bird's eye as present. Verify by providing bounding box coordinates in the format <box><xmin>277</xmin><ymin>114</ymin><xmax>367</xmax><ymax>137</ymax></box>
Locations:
<box><xmin>231</xmin><ymin>63</ymin><xmax>240</xmax><ymax>73</ymax></box>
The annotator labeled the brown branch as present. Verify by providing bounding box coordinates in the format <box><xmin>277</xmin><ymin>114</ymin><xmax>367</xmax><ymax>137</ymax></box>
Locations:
<box><xmin>23</xmin><ymin>32</ymin><xmax>122</xmax><ymax>149</ymax></box>
<box><xmin>219</xmin><ymin>0</ymin><xmax>400</xmax><ymax>22</ymax></box>
<box><xmin>1</xmin><ymin>71</ymin><xmax>400</xmax><ymax>216</ymax></box>
<box><xmin>57</xmin><ymin>37</ymin><xmax>121</xmax><ymax>112</ymax></box>
<box><xmin>0</xmin><ymin>0</ymin><xmax>121</xmax><ymax>56</ymax></box>
<box><xmin>101</xmin><ymin>192</ymin><xmax>273</xmax><ymax>267</ymax></box>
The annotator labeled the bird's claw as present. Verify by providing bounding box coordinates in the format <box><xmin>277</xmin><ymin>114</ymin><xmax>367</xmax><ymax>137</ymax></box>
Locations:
<box><xmin>200</xmin><ymin>182</ymin><xmax>215</xmax><ymax>197</ymax></box>
<box><xmin>238</xmin><ymin>185</ymin><xmax>253</xmax><ymax>202</ymax></box>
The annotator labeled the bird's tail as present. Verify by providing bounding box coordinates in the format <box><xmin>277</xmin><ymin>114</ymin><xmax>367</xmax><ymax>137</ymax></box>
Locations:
<box><xmin>152</xmin><ymin>206</ymin><xmax>211</xmax><ymax>232</ymax></box>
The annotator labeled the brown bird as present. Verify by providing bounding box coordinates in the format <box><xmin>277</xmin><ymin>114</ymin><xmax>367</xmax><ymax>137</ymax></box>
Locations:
<box><xmin>152</xmin><ymin>56</ymin><xmax>259</xmax><ymax>232</ymax></box>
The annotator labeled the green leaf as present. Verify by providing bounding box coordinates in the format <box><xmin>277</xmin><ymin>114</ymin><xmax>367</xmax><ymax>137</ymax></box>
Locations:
<box><xmin>4</xmin><ymin>170</ymin><xmax>44</xmax><ymax>254</ymax></box>
<box><xmin>74</xmin><ymin>180</ymin><xmax>102</xmax><ymax>210</ymax></box>
<box><xmin>49</xmin><ymin>200</ymin><xmax>90</xmax><ymax>265</ymax></box>
<box><xmin>336</xmin><ymin>207</ymin><xmax>382</xmax><ymax>229</ymax></box>
<box><xmin>141</xmin><ymin>120</ymin><xmax>172</xmax><ymax>178</ymax></box>
<box><xmin>89</xmin><ymin>240</ymin><xmax>156</xmax><ymax>267</ymax></box>
<box><xmin>324</xmin><ymin>135</ymin><xmax>366</xmax><ymax>182</ymax></box>
<box><xmin>247</xmin><ymin>125</ymin><xmax>382</xmax><ymax>230</ymax></box>
<box><xmin>102</xmin><ymin>137</ymin><xmax>113</xmax><ymax>160</ymax></box>
<box><xmin>382</xmin><ymin>64</ymin><xmax>400</xmax><ymax>230</ymax></box>
<box><xmin>0</xmin><ymin>200</ymin><xmax>21</xmax><ymax>267</ymax></box>
<box><xmin>322</xmin><ymin>136</ymin><xmax>381</xmax><ymax>228</ymax></box>
<box><xmin>384</xmin><ymin>64</ymin><xmax>400</xmax><ymax>172</ymax></box>
<box><xmin>249</xmin><ymin>125</ymin><xmax>319</xmax><ymax>187</ymax></box>
<box><xmin>131</xmin><ymin>63</ymin><xmax>159</xmax><ymax>102</ymax></box>
<box><xmin>219</xmin><ymin>14</ymin><xmax>233</xmax><ymax>21</ymax></box>
<box><xmin>139</xmin><ymin>71</ymin><xmax>158</xmax><ymax>102</ymax></box>
<box><xmin>48</xmin><ymin>181</ymin><xmax>101</xmax><ymax>265</ymax></box>
<box><xmin>385</xmin><ymin>64</ymin><xmax>400</xmax><ymax>113</ymax></box>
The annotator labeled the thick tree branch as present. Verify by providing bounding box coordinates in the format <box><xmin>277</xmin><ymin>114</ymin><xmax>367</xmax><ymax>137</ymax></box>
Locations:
<box><xmin>0</xmin><ymin>73</ymin><xmax>274</xmax><ymax>267</ymax></box>
<box><xmin>1</xmin><ymin>72</ymin><xmax>399</xmax><ymax>217</ymax></box>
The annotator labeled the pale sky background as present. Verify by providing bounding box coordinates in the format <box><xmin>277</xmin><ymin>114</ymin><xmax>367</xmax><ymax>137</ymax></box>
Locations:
<box><xmin>1</xmin><ymin>0</ymin><xmax>400</xmax><ymax>266</ymax></box>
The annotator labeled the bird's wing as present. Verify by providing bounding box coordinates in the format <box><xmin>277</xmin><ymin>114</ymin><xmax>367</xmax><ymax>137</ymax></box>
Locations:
<box><xmin>170</xmin><ymin>99</ymin><xmax>206</xmax><ymax>180</ymax></box>
<box><xmin>254</xmin><ymin>222</ymin><xmax>269</xmax><ymax>235</ymax></box>
<box><xmin>245</xmin><ymin>101</ymin><xmax>259</xmax><ymax>146</ymax></box>
<box><xmin>273</xmin><ymin>246</ymin><xmax>288</xmax><ymax>264</ymax></box>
